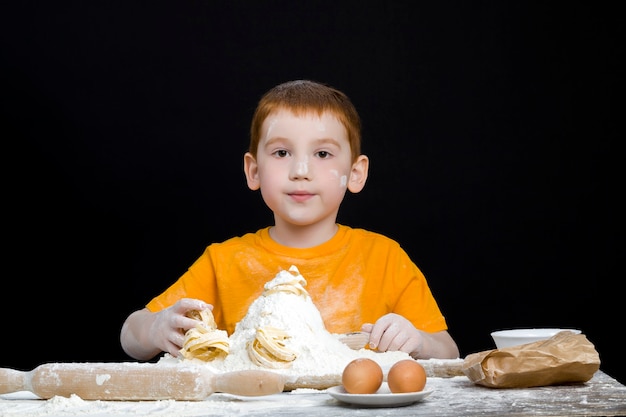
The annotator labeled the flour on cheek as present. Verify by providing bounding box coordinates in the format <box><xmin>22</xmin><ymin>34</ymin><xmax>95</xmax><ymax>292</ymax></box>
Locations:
<box><xmin>330</xmin><ymin>169</ymin><xmax>348</xmax><ymax>188</ymax></box>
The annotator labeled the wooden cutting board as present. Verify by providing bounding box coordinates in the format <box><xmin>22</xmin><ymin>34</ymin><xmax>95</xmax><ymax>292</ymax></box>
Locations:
<box><xmin>0</xmin><ymin>362</ymin><xmax>285</xmax><ymax>400</ymax></box>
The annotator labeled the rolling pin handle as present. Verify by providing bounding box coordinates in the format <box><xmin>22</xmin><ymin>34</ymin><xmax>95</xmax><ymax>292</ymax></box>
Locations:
<box><xmin>0</xmin><ymin>367</ymin><xmax>27</xmax><ymax>395</ymax></box>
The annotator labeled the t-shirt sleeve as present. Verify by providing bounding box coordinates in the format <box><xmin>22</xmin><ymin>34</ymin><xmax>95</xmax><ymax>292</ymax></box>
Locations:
<box><xmin>351</xmin><ymin>229</ymin><xmax>449</xmax><ymax>334</ymax></box>
<box><xmin>392</xmin><ymin>261</ymin><xmax>449</xmax><ymax>333</ymax></box>
<box><xmin>145</xmin><ymin>247</ymin><xmax>218</xmax><ymax>312</ymax></box>
<box><xmin>379</xmin><ymin>241</ymin><xmax>448</xmax><ymax>333</ymax></box>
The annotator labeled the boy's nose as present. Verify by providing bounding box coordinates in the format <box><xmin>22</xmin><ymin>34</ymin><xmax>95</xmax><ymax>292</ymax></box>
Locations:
<box><xmin>290</xmin><ymin>159</ymin><xmax>310</xmax><ymax>179</ymax></box>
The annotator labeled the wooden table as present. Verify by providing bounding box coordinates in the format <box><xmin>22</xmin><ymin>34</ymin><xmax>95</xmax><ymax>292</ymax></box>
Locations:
<box><xmin>1</xmin><ymin>370</ymin><xmax>624</xmax><ymax>416</ymax></box>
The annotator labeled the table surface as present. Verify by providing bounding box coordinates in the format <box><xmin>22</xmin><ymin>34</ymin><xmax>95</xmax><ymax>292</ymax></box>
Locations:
<box><xmin>1</xmin><ymin>370</ymin><xmax>625</xmax><ymax>417</ymax></box>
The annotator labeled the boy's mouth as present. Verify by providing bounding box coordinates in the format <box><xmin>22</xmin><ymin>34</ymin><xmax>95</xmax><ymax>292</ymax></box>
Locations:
<box><xmin>288</xmin><ymin>191</ymin><xmax>314</xmax><ymax>202</ymax></box>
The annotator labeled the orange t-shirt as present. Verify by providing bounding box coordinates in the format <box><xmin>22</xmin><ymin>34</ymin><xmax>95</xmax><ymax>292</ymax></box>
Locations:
<box><xmin>146</xmin><ymin>225</ymin><xmax>448</xmax><ymax>335</ymax></box>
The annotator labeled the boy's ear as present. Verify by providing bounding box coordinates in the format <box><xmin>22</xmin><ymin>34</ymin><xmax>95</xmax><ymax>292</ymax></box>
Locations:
<box><xmin>243</xmin><ymin>152</ymin><xmax>260</xmax><ymax>190</ymax></box>
<box><xmin>347</xmin><ymin>155</ymin><xmax>369</xmax><ymax>193</ymax></box>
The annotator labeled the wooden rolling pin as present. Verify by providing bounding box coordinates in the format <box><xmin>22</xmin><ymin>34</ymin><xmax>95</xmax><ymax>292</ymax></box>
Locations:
<box><xmin>0</xmin><ymin>362</ymin><xmax>285</xmax><ymax>400</ymax></box>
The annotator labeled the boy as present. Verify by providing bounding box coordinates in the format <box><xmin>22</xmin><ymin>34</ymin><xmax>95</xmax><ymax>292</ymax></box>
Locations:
<box><xmin>120</xmin><ymin>80</ymin><xmax>459</xmax><ymax>361</ymax></box>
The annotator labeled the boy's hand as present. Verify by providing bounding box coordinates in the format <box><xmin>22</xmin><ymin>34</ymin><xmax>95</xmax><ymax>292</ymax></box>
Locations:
<box><xmin>361</xmin><ymin>313</ymin><xmax>422</xmax><ymax>356</ymax></box>
<box><xmin>149</xmin><ymin>298</ymin><xmax>212</xmax><ymax>357</ymax></box>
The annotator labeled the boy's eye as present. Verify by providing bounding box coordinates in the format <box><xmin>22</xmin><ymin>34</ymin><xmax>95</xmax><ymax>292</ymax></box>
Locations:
<box><xmin>274</xmin><ymin>150</ymin><xmax>289</xmax><ymax>158</ymax></box>
<box><xmin>316</xmin><ymin>151</ymin><xmax>331</xmax><ymax>159</ymax></box>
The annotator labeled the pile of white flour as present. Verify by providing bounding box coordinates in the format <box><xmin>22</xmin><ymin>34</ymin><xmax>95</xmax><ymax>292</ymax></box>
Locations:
<box><xmin>160</xmin><ymin>265</ymin><xmax>410</xmax><ymax>387</ymax></box>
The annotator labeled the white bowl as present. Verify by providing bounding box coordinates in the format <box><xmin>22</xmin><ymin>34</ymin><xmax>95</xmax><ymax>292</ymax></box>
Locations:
<box><xmin>491</xmin><ymin>328</ymin><xmax>581</xmax><ymax>349</ymax></box>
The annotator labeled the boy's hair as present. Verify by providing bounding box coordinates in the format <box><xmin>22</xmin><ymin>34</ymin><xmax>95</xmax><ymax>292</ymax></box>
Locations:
<box><xmin>249</xmin><ymin>80</ymin><xmax>362</xmax><ymax>162</ymax></box>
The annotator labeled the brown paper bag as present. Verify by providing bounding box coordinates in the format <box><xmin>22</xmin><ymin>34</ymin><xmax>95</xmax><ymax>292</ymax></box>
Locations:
<box><xmin>462</xmin><ymin>331</ymin><xmax>600</xmax><ymax>388</ymax></box>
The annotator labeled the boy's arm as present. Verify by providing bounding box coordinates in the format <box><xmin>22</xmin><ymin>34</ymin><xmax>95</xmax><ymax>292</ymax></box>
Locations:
<box><xmin>411</xmin><ymin>330</ymin><xmax>460</xmax><ymax>360</ymax></box>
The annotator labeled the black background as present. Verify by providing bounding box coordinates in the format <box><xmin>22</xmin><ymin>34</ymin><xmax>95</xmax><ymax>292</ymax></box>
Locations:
<box><xmin>2</xmin><ymin>2</ymin><xmax>623</xmax><ymax>384</ymax></box>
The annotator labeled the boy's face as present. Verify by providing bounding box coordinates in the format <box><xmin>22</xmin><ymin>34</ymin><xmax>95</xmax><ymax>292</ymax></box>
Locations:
<box><xmin>244</xmin><ymin>109</ymin><xmax>367</xmax><ymax>228</ymax></box>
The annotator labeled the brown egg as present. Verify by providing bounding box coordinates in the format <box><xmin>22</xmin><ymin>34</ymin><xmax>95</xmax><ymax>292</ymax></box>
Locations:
<box><xmin>387</xmin><ymin>359</ymin><xmax>427</xmax><ymax>393</ymax></box>
<box><xmin>341</xmin><ymin>358</ymin><xmax>383</xmax><ymax>394</ymax></box>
